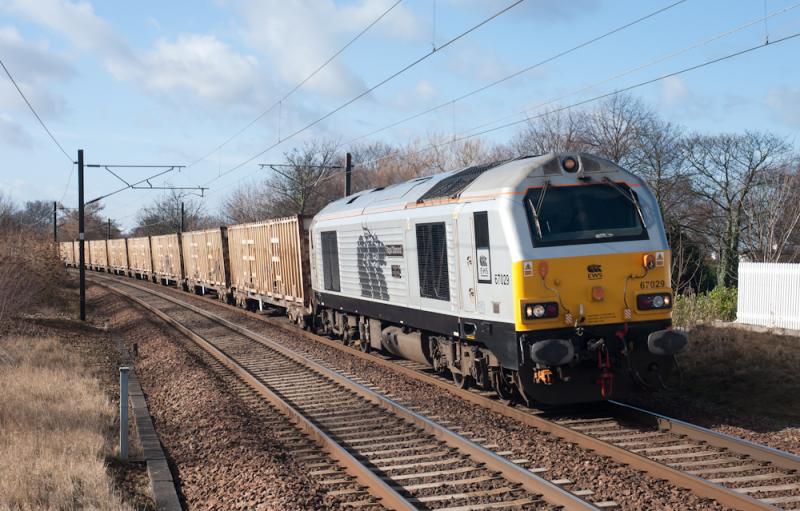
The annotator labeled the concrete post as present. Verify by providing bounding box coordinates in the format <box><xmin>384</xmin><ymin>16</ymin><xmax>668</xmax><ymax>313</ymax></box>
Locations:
<box><xmin>119</xmin><ymin>366</ymin><xmax>129</xmax><ymax>460</ymax></box>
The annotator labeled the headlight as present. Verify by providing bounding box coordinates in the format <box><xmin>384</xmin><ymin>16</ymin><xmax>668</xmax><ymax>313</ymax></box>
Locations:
<box><xmin>523</xmin><ymin>302</ymin><xmax>559</xmax><ymax>320</ymax></box>
<box><xmin>636</xmin><ymin>293</ymin><xmax>673</xmax><ymax>311</ymax></box>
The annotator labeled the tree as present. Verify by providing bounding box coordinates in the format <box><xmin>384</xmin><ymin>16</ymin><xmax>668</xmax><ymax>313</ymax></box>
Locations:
<box><xmin>58</xmin><ymin>202</ymin><xmax>121</xmax><ymax>241</ymax></box>
<box><xmin>132</xmin><ymin>189</ymin><xmax>215</xmax><ymax>236</ymax></box>
<box><xmin>221</xmin><ymin>180</ymin><xmax>274</xmax><ymax>224</ymax></box>
<box><xmin>581</xmin><ymin>94</ymin><xmax>655</xmax><ymax>167</ymax></box>
<box><xmin>682</xmin><ymin>131</ymin><xmax>793</xmax><ymax>287</ymax></box>
<box><xmin>511</xmin><ymin>109</ymin><xmax>589</xmax><ymax>156</ymax></box>
<box><xmin>741</xmin><ymin>163</ymin><xmax>800</xmax><ymax>262</ymax></box>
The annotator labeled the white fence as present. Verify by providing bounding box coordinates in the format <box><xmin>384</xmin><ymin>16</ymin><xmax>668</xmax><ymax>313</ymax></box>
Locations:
<box><xmin>737</xmin><ymin>262</ymin><xmax>800</xmax><ymax>330</ymax></box>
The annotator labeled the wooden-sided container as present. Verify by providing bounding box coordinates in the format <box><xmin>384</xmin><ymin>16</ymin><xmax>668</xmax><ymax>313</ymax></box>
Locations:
<box><xmin>127</xmin><ymin>236</ymin><xmax>153</xmax><ymax>278</ymax></box>
<box><xmin>107</xmin><ymin>238</ymin><xmax>129</xmax><ymax>275</ymax></box>
<box><xmin>226</xmin><ymin>215</ymin><xmax>311</xmax><ymax>320</ymax></box>
<box><xmin>151</xmin><ymin>233</ymin><xmax>183</xmax><ymax>284</ymax></box>
<box><xmin>88</xmin><ymin>239</ymin><xmax>108</xmax><ymax>271</ymax></box>
<box><xmin>181</xmin><ymin>227</ymin><xmax>230</xmax><ymax>295</ymax></box>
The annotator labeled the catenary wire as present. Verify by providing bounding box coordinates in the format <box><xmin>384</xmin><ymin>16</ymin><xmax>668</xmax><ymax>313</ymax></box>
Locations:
<box><xmin>312</xmin><ymin>29</ymin><xmax>800</xmax><ymax>182</ymax></box>
<box><xmin>340</xmin><ymin>0</ymin><xmax>688</xmax><ymax>149</ymax></box>
<box><xmin>0</xmin><ymin>57</ymin><xmax>73</xmax><ymax>163</ymax></box>
<box><xmin>201</xmin><ymin>0</ymin><xmax>526</xmax><ymax>189</ymax></box>
<box><xmin>185</xmin><ymin>0</ymin><xmax>404</xmax><ymax>169</ymax></box>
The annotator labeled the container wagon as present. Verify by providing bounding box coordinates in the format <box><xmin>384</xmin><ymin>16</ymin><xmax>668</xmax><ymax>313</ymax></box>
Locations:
<box><xmin>107</xmin><ymin>238</ymin><xmax>129</xmax><ymax>275</ymax></box>
<box><xmin>127</xmin><ymin>236</ymin><xmax>153</xmax><ymax>280</ymax></box>
<box><xmin>88</xmin><ymin>239</ymin><xmax>108</xmax><ymax>272</ymax></box>
<box><xmin>226</xmin><ymin>216</ymin><xmax>312</xmax><ymax>324</ymax></box>
<box><xmin>59</xmin><ymin>241</ymin><xmax>75</xmax><ymax>266</ymax></box>
<box><xmin>151</xmin><ymin>233</ymin><xmax>183</xmax><ymax>285</ymax></box>
<box><xmin>181</xmin><ymin>227</ymin><xmax>230</xmax><ymax>298</ymax></box>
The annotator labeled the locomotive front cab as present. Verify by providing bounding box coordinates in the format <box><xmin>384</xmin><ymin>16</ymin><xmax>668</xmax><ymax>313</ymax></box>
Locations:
<box><xmin>510</xmin><ymin>154</ymin><xmax>687</xmax><ymax>405</ymax></box>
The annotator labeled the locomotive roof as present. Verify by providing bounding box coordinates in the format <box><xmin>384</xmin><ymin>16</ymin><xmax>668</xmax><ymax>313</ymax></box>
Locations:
<box><xmin>317</xmin><ymin>152</ymin><xmax>641</xmax><ymax>219</ymax></box>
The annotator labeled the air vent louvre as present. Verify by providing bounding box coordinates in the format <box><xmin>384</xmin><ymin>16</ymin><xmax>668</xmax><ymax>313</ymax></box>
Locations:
<box><xmin>418</xmin><ymin>161</ymin><xmax>503</xmax><ymax>202</ymax></box>
<box><xmin>416</xmin><ymin>222</ymin><xmax>450</xmax><ymax>301</ymax></box>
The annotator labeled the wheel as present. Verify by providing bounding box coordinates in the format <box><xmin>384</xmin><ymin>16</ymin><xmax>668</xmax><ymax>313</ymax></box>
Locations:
<box><xmin>492</xmin><ymin>368</ymin><xmax>519</xmax><ymax>405</ymax></box>
<box><xmin>452</xmin><ymin>370</ymin><xmax>471</xmax><ymax>389</ymax></box>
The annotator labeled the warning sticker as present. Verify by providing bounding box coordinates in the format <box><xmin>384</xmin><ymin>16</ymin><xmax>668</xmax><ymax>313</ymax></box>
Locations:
<box><xmin>655</xmin><ymin>252</ymin><xmax>665</xmax><ymax>267</ymax></box>
<box><xmin>523</xmin><ymin>260</ymin><xmax>534</xmax><ymax>277</ymax></box>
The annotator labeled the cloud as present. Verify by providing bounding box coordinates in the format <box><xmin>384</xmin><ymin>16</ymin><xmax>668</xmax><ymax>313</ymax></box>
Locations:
<box><xmin>2</xmin><ymin>0</ymin><xmax>266</xmax><ymax>106</ymax></box>
<box><xmin>767</xmin><ymin>87</ymin><xmax>800</xmax><ymax>127</ymax></box>
<box><xmin>232</xmin><ymin>0</ymin><xmax>422</xmax><ymax>98</ymax></box>
<box><xmin>661</xmin><ymin>76</ymin><xmax>687</xmax><ymax>106</ymax></box>
<box><xmin>0</xmin><ymin>25</ymin><xmax>72</xmax><ymax>117</ymax></box>
<box><xmin>0</xmin><ymin>113</ymin><xmax>34</xmax><ymax>148</ymax></box>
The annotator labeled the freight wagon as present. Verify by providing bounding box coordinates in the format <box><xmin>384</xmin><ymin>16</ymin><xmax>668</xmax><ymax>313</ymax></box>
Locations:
<box><xmin>127</xmin><ymin>236</ymin><xmax>153</xmax><ymax>280</ymax></box>
<box><xmin>88</xmin><ymin>239</ymin><xmax>108</xmax><ymax>272</ymax></box>
<box><xmin>226</xmin><ymin>216</ymin><xmax>312</xmax><ymax>324</ymax></box>
<box><xmin>107</xmin><ymin>238</ymin><xmax>129</xmax><ymax>275</ymax></box>
<box><xmin>181</xmin><ymin>227</ymin><xmax>230</xmax><ymax>298</ymax></box>
<box><xmin>59</xmin><ymin>241</ymin><xmax>75</xmax><ymax>267</ymax></box>
<box><xmin>151</xmin><ymin>233</ymin><xmax>183</xmax><ymax>285</ymax></box>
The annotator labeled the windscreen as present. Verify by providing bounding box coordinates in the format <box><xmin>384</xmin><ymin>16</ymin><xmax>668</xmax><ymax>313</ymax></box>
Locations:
<box><xmin>525</xmin><ymin>183</ymin><xmax>648</xmax><ymax>247</ymax></box>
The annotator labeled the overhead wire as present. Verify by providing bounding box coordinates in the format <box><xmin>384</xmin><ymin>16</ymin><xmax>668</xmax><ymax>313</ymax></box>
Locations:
<box><xmin>314</xmin><ymin>28</ymin><xmax>800</xmax><ymax>181</ymax></box>
<box><xmin>201</xmin><ymin>0</ymin><xmax>526</xmax><ymax>191</ymax></box>
<box><xmin>340</xmin><ymin>0</ymin><xmax>688</xmax><ymax>148</ymax></box>
<box><xmin>185</xmin><ymin>0</ymin><xmax>404</xmax><ymax>169</ymax></box>
<box><xmin>0</xmin><ymin>57</ymin><xmax>73</xmax><ymax>163</ymax></box>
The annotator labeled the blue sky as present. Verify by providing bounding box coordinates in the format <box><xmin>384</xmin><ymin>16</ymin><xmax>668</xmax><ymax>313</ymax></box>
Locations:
<box><xmin>1</xmin><ymin>0</ymin><xmax>800</xmax><ymax>230</ymax></box>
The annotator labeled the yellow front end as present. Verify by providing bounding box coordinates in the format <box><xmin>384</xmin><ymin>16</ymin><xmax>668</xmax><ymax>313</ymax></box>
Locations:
<box><xmin>513</xmin><ymin>251</ymin><xmax>673</xmax><ymax>331</ymax></box>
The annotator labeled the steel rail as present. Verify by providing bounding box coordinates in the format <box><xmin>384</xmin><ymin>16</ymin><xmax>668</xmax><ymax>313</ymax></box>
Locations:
<box><xmin>135</xmin><ymin>279</ymin><xmax>798</xmax><ymax>511</ymax></box>
<box><xmin>90</xmin><ymin>273</ymin><xmax>599</xmax><ymax>511</ymax></box>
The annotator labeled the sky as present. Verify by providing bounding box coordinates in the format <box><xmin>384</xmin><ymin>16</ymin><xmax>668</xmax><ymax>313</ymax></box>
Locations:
<box><xmin>1</xmin><ymin>0</ymin><xmax>800</xmax><ymax>230</ymax></box>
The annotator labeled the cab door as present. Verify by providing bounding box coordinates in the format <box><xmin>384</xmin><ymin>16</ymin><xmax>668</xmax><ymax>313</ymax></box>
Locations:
<box><xmin>458</xmin><ymin>211</ymin><xmax>478</xmax><ymax>313</ymax></box>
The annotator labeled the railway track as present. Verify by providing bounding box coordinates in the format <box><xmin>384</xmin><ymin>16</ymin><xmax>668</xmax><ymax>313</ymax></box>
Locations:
<box><xmin>87</xmin><ymin>271</ymin><xmax>800</xmax><ymax>510</ymax></box>
<box><xmin>89</xmin><ymin>273</ymin><xmax>604</xmax><ymax>511</ymax></box>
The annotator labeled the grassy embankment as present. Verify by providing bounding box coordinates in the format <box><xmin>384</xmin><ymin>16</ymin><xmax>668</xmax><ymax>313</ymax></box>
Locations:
<box><xmin>0</xmin><ymin>231</ymin><xmax>133</xmax><ymax>510</ymax></box>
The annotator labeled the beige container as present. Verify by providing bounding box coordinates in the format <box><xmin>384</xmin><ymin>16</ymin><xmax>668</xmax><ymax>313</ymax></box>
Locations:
<box><xmin>151</xmin><ymin>233</ymin><xmax>183</xmax><ymax>281</ymax></box>
<box><xmin>227</xmin><ymin>216</ymin><xmax>311</xmax><ymax>310</ymax></box>
<box><xmin>107</xmin><ymin>238</ymin><xmax>129</xmax><ymax>273</ymax></box>
<box><xmin>127</xmin><ymin>236</ymin><xmax>153</xmax><ymax>275</ymax></box>
<box><xmin>181</xmin><ymin>228</ymin><xmax>228</xmax><ymax>289</ymax></box>
<box><xmin>88</xmin><ymin>239</ymin><xmax>108</xmax><ymax>270</ymax></box>
<box><xmin>59</xmin><ymin>242</ymin><xmax>74</xmax><ymax>265</ymax></box>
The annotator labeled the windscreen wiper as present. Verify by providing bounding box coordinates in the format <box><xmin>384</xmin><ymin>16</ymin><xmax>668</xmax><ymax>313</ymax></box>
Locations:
<box><xmin>527</xmin><ymin>181</ymin><xmax>550</xmax><ymax>238</ymax></box>
<box><xmin>601</xmin><ymin>177</ymin><xmax>647</xmax><ymax>229</ymax></box>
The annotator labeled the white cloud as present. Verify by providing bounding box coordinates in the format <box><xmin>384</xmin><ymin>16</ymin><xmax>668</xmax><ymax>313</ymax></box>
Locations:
<box><xmin>2</xmin><ymin>0</ymin><xmax>266</xmax><ymax>106</ymax></box>
<box><xmin>233</xmin><ymin>0</ymin><xmax>422</xmax><ymax>98</ymax></box>
<box><xmin>0</xmin><ymin>25</ymin><xmax>72</xmax><ymax>117</ymax></box>
<box><xmin>661</xmin><ymin>76</ymin><xmax>688</xmax><ymax>106</ymax></box>
<box><xmin>0</xmin><ymin>113</ymin><xmax>33</xmax><ymax>148</ymax></box>
<box><xmin>767</xmin><ymin>87</ymin><xmax>800</xmax><ymax>127</ymax></box>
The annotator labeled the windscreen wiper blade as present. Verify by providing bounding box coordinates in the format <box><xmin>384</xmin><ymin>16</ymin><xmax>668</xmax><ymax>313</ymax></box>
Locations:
<box><xmin>601</xmin><ymin>177</ymin><xmax>647</xmax><ymax>229</ymax></box>
<box><xmin>527</xmin><ymin>180</ymin><xmax>550</xmax><ymax>238</ymax></box>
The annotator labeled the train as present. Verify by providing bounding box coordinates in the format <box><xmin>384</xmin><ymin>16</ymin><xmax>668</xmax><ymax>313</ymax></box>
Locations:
<box><xmin>60</xmin><ymin>152</ymin><xmax>687</xmax><ymax>406</ymax></box>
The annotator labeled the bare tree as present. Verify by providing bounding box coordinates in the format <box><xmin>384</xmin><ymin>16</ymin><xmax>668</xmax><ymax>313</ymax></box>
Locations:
<box><xmin>741</xmin><ymin>163</ymin><xmax>800</xmax><ymax>262</ymax></box>
<box><xmin>582</xmin><ymin>94</ymin><xmax>655</xmax><ymax>166</ymax></box>
<box><xmin>58</xmin><ymin>202</ymin><xmax>121</xmax><ymax>241</ymax></box>
<box><xmin>132</xmin><ymin>189</ymin><xmax>215</xmax><ymax>236</ymax></box>
<box><xmin>682</xmin><ymin>131</ymin><xmax>793</xmax><ymax>287</ymax></box>
<box><xmin>511</xmin><ymin>109</ymin><xmax>589</xmax><ymax>156</ymax></box>
<box><xmin>221</xmin><ymin>180</ymin><xmax>274</xmax><ymax>224</ymax></box>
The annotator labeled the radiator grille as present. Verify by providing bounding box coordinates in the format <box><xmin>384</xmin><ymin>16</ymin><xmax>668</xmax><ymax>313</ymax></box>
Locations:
<box><xmin>418</xmin><ymin>161</ymin><xmax>503</xmax><ymax>202</ymax></box>
<box><xmin>416</xmin><ymin>222</ymin><xmax>450</xmax><ymax>301</ymax></box>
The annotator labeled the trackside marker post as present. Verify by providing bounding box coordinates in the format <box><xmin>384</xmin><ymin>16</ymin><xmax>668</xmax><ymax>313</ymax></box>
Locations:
<box><xmin>119</xmin><ymin>366</ymin><xmax>129</xmax><ymax>460</ymax></box>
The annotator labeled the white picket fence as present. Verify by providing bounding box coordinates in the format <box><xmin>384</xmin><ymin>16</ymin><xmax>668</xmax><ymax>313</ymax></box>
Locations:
<box><xmin>737</xmin><ymin>262</ymin><xmax>800</xmax><ymax>330</ymax></box>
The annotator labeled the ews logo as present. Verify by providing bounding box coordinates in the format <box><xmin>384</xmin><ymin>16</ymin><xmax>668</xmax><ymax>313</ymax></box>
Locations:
<box><xmin>587</xmin><ymin>264</ymin><xmax>603</xmax><ymax>280</ymax></box>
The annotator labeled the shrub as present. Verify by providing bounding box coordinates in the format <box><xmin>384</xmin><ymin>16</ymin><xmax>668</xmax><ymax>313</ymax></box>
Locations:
<box><xmin>673</xmin><ymin>286</ymin><xmax>738</xmax><ymax>327</ymax></box>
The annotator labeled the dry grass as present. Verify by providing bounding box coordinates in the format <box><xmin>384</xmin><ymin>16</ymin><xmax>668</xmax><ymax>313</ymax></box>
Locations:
<box><xmin>680</xmin><ymin>325</ymin><xmax>800</xmax><ymax>423</ymax></box>
<box><xmin>0</xmin><ymin>336</ymin><xmax>130</xmax><ymax>510</ymax></box>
